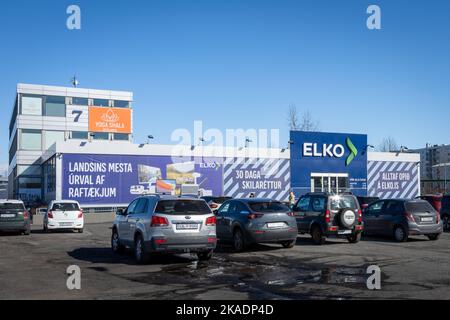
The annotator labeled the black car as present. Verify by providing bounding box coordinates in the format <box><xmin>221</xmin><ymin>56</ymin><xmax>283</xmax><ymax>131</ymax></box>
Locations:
<box><xmin>440</xmin><ymin>195</ymin><xmax>450</xmax><ymax>230</ymax></box>
<box><xmin>293</xmin><ymin>192</ymin><xmax>363</xmax><ymax>245</ymax></box>
<box><xmin>363</xmin><ymin>199</ymin><xmax>443</xmax><ymax>242</ymax></box>
<box><xmin>357</xmin><ymin>196</ymin><xmax>380</xmax><ymax>210</ymax></box>
<box><xmin>215</xmin><ymin>198</ymin><xmax>298</xmax><ymax>252</ymax></box>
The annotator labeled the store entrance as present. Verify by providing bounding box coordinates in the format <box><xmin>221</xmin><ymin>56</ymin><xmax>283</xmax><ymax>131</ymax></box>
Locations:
<box><xmin>311</xmin><ymin>173</ymin><xmax>349</xmax><ymax>194</ymax></box>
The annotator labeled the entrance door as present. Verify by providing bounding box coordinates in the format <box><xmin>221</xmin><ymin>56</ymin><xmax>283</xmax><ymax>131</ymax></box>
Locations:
<box><xmin>311</xmin><ymin>174</ymin><xmax>349</xmax><ymax>194</ymax></box>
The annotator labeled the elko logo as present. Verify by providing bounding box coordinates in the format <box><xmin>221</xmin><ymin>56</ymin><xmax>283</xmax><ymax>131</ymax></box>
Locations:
<box><xmin>345</xmin><ymin>138</ymin><xmax>358</xmax><ymax>166</ymax></box>
<box><xmin>302</xmin><ymin>137</ymin><xmax>358</xmax><ymax>166</ymax></box>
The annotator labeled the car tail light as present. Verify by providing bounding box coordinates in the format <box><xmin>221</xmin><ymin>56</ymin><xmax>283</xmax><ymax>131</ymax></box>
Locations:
<box><xmin>436</xmin><ymin>212</ymin><xmax>441</xmax><ymax>223</ymax></box>
<box><xmin>358</xmin><ymin>209</ymin><xmax>362</xmax><ymax>223</ymax></box>
<box><xmin>48</xmin><ymin>211</ymin><xmax>53</xmax><ymax>219</ymax></box>
<box><xmin>206</xmin><ymin>216</ymin><xmax>216</xmax><ymax>226</ymax></box>
<box><xmin>248</xmin><ymin>213</ymin><xmax>264</xmax><ymax>219</ymax></box>
<box><xmin>23</xmin><ymin>211</ymin><xmax>29</xmax><ymax>219</ymax></box>
<box><xmin>151</xmin><ymin>216</ymin><xmax>169</xmax><ymax>227</ymax></box>
<box><xmin>155</xmin><ymin>239</ymin><xmax>167</xmax><ymax>245</ymax></box>
<box><xmin>287</xmin><ymin>212</ymin><xmax>294</xmax><ymax>217</ymax></box>
<box><xmin>78</xmin><ymin>211</ymin><xmax>83</xmax><ymax>219</ymax></box>
<box><xmin>325</xmin><ymin>209</ymin><xmax>331</xmax><ymax>224</ymax></box>
<box><xmin>405</xmin><ymin>212</ymin><xmax>415</xmax><ymax>222</ymax></box>
<box><xmin>208</xmin><ymin>237</ymin><xmax>217</xmax><ymax>243</ymax></box>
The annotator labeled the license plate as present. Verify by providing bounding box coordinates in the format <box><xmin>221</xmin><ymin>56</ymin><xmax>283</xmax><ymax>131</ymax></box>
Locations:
<box><xmin>338</xmin><ymin>230</ymin><xmax>352</xmax><ymax>235</ymax></box>
<box><xmin>1</xmin><ymin>214</ymin><xmax>15</xmax><ymax>218</ymax></box>
<box><xmin>59</xmin><ymin>222</ymin><xmax>73</xmax><ymax>226</ymax></box>
<box><xmin>176</xmin><ymin>224</ymin><xmax>198</xmax><ymax>230</ymax></box>
<box><xmin>421</xmin><ymin>217</ymin><xmax>433</xmax><ymax>222</ymax></box>
<box><xmin>267</xmin><ymin>222</ymin><xmax>286</xmax><ymax>229</ymax></box>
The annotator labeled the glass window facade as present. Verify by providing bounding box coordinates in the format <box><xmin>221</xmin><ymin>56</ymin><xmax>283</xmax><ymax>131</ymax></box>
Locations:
<box><xmin>71</xmin><ymin>97</ymin><xmax>89</xmax><ymax>105</ymax></box>
<box><xmin>71</xmin><ymin>131</ymin><xmax>89</xmax><ymax>140</ymax></box>
<box><xmin>114</xmin><ymin>100</ymin><xmax>129</xmax><ymax>108</ymax></box>
<box><xmin>44</xmin><ymin>96</ymin><xmax>66</xmax><ymax>117</ymax></box>
<box><xmin>17</xmin><ymin>165</ymin><xmax>42</xmax><ymax>176</ymax></box>
<box><xmin>21</xmin><ymin>96</ymin><xmax>42</xmax><ymax>115</ymax></box>
<box><xmin>113</xmin><ymin>133</ymin><xmax>129</xmax><ymax>141</ymax></box>
<box><xmin>93</xmin><ymin>99</ymin><xmax>110</xmax><ymax>107</ymax></box>
<box><xmin>93</xmin><ymin>132</ymin><xmax>109</xmax><ymax>140</ymax></box>
<box><xmin>44</xmin><ymin>156</ymin><xmax>56</xmax><ymax>193</ymax></box>
<box><xmin>44</xmin><ymin>131</ymin><xmax>65</xmax><ymax>150</ymax></box>
<box><xmin>20</xmin><ymin>129</ymin><xmax>42</xmax><ymax>150</ymax></box>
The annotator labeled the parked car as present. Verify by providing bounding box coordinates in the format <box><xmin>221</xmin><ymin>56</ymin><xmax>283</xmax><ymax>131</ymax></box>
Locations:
<box><xmin>357</xmin><ymin>196</ymin><xmax>380</xmax><ymax>209</ymax></box>
<box><xmin>215</xmin><ymin>198</ymin><xmax>297</xmax><ymax>252</ymax></box>
<box><xmin>417</xmin><ymin>194</ymin><xmax>442</xmax><ymax>213</ymax></box>
<box><xmin>363</xmin><ymin>199</ymin><xmax>443</xmax><ymax>242</ymax></box>
<box><xmin>37</xmin><ymin>207</ymin><xmax>47</xmax><ymax>215</ymax></box>
<box><xmin>0</xmin><ymin>200</ymin><xmax>31</xmax><ymax>235</ymax></box>
<box><xmin>111</xmin><ymin>195</ymin><xmax>217</xmax><ymax>264</ymax></box>
<box><xmin>201</xmin><ymin>196</ymin><xmax>232</xmax><ymax>210</ymax></box>
<box><xmin>439</xmin><ymin>194</ymin><xmax>450</xmax><ymax>230</ymax></box>
<box><xmin>293</xmin><ymin>192</ymin><xmax>364</xmax><ymax>245</ymax></box>
<box><xmin>44</xmin><ymin>200</ymin><xmax>84</xmax><ymax>233</ymax></box>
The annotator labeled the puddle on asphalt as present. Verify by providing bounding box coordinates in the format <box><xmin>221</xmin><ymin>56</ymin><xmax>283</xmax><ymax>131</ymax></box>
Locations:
<box><xmin>125</xmin><ymin>254</ymin><xmax>371</xmax><ymax>299</ymax></box>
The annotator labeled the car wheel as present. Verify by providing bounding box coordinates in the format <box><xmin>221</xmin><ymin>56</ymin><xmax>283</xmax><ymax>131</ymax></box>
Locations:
<box><xmin>311</xmin><ymin>225</ymin><xmax>326</xmax><ymax>245</ymax></box>
<box><xmin>346</xmin><ymin>232</ymin><xmax>361</xmax><ymax>243</ymax></box>
<box><xmin>111</xmin><ymin>229</ymin><xmax>125</xmax><ymax>254</ymax></box>
<box><xmin>23</xmin><ymin>226</ymin><xmax>31</xmax><ymax>236</ymax></box>
<box><xmin>77</xmin><ymin>228</ymin><xmax>84</xmax><ymax>233</ymax></box>
<box><xmin>427</xmin><ymin>233</ymin><xmax>440</xmax><ymax>241</ymax></box>
<box><xmin>134</xmin><ymin>234</ymin><xmax>149</xmax><ymax>264</ymax></box>
<box><xmin>394</xmin><ymin>226</ymin><xmax>408</xmax><ymax>242</ymax></box>
<box><xmin>233</xmin><ymin>228</ymin><xmax>245</xmax><ymax>252</ymax></box>
<box><xmin>197</xmin><ymin>250</ymin><xmax>213</xmax><ymax>261</ymax></box>
<box><xmin>281</xmin><ymin>239</ymin><xmax>296</xmax><ymax>248</ymax></box>
<box><xmin>443</xmin><ymin>215</ymin><xmax>449</xmax><ymax>230</ymax></box>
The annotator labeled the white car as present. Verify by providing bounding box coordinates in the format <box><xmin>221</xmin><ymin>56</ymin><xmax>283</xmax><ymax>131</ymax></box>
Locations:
<box><xmin>44</xmin><ymin>200</ymin><xmax>84</xmax><ymax>233</ymax></box>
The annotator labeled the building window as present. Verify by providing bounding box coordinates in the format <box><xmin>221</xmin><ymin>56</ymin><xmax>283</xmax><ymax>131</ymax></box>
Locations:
<box><xmin>44</xmin><ymin>96</ymin><xmax>66</xmax><ymax>117</ymax></box>
<box><xmin>44</xmin><ymin>131</ymin><xmax>65</xmax><ymax>150</ymax></box>
<box><xmin>17</xmin><ymin>165</ymin><xmax>42</xmax><ymax>176</ymax></box>
<box><xmin>93</xmin><ymin>99</ymin><xmax>110</xmax><ymax>107</ymax></box>
<box><xmin>21</xmin><ymin>95</ymin><xmax>42</xmax><ymax>115</ymax></box>
<box><xmin>113</xmin><ymin>133</ymin><xmax>129</xmax><ymax>141</ymax></box>
<box><xmin>71</xmin><ymin>97</ymin><xmax>89</xmax><ymax>105</ymax></box>
<box><xmin>71</xmin><ymin>131</ymin><xmax>89</xmax><ymax>140</ymax></box>
<box><xmin>44</xmin><ymin>156</ymin><xmax>56</xmax><ymax>193</ymax></box>
<box><xmin>20</xmin><ymin>129</ymin><xmax>42</xmax><ymax>150</ymax></box>
<box><xmin>92</xmin><ymin>132</ymin><xmax>109</xmax><ymax>140</ymax></box>
<box><xmin>114</xmin><ymin>100</ymin><xmax>129</xmax><ymax>108</ymax></box>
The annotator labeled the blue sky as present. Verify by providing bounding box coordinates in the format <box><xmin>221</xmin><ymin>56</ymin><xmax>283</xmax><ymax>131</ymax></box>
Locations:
<box><xmin>1</xmin><ymin>0</ymin><xmax>449</xmax><ymax>169</ymax></box>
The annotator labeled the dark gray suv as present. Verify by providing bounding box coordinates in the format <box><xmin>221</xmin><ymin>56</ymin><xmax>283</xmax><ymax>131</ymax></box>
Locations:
<box><xmin>215</xmin><ymin>198</ymin><xmax>298</xmax><ymax>252</ymax></box>
<box><xmin>293</xmin><ymin>193</ymin><xmax>364</xmax><ymax>245</ymax></box>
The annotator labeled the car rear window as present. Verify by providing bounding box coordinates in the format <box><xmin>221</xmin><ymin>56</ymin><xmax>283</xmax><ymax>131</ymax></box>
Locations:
<box><xmin>406</xmin><ymin>202</ymin><xmax>435</xmax><ymax>213</ymax></box>
<box><xmin>0</xmin><ymin>203</ymin><xmax>25</xmax><ymax>211</ymax></box>
<box><xmin>329</xmin><ymin>196</ymin><xmax>359</xmax><ymax>211</ymax></box>
<box><xmin>212</xmin><ymin>197</ymin><xmax>232</xmax><ymax>204</ymax></box>
<box><xmin>358</xmin><ymin>197</ymin><xmax>379</xmax><ymax>205</ymax></box>
<box><xmin>248</xmin><ymin>201</ymin><xmax>291</xmax><ymax>213</ymax></box>
<box><xmin>155</xmin><ymin>200</ymin><xmax>212</xmax><ymax>215</ymax></box>
<box><xmin>51</xmin><ymin>203</ymin><xmax>80</xmax><ymax>211</ymax></box>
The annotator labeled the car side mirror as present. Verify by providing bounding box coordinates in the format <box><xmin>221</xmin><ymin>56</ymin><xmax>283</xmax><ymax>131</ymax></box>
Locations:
<box><xmin>116</xmin><ymin>208</ymin><xmax>125</xmax><ymax>216</ymax></box>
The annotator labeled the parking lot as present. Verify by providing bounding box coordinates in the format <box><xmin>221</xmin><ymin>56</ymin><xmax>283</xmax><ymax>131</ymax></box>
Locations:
<box><xmin>1</xmin><ymin>218</ymin><xmax>450</xmax><ymax>300</ymax></box>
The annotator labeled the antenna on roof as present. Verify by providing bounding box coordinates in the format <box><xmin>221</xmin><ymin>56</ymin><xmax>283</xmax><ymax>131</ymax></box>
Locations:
<box><xmin>70</xmin><ymin>75</ymin><xmax>79</xmax><ymax>88</ymax></box>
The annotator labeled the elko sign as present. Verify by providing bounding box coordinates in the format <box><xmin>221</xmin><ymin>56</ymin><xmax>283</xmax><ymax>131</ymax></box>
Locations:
<box><xmin>303</xmin><ymin>143</ymin><xmax>345</xmax><ymax>158</ymax></box>
<box><xmin>290</xmin><ymin>131</ymin><xmax>368</xmax><ymax>196</ymax></box>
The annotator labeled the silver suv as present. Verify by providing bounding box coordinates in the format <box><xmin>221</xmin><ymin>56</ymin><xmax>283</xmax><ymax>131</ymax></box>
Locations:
<box><xmin>111</xmin><ymin>195</ymin><xmax>217</xmax><ymax>264</ymax></box>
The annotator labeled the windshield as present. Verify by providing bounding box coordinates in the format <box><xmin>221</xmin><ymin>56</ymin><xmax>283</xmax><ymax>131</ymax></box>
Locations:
<box><xmin>51</xmin><ymin>203</ymin><xmax>80</xmax><ymax>211</ymax></box>
<box><xmin>248</xmin><ymin>201</ymin><xmax>291</xmax><ymax>213</ymax></box>
<box><xmin>0</xmin><ymin>203</ymin><xmax>25</xmax><ymax>211</ymax></box>
<box><xmin>155</xmin><ymin>200</ymin><xmax>212</xmax><ymax>215</ymax></box>
<box><xmin>406</xmin><ymin>202</ymin><xmax>435</xmax><ymax>213</ymax></box>
<box><xmin>329</xmin><ymin>196</ymin><xmax>359</xmax><ymax>211</ymax></box>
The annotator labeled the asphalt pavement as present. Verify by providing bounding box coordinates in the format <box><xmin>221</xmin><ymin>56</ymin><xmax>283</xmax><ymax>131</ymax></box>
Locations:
<box><xmin>1</xmin><ymin>220</ymin><xmax>450</xmax><ymax>300</ymax></box>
